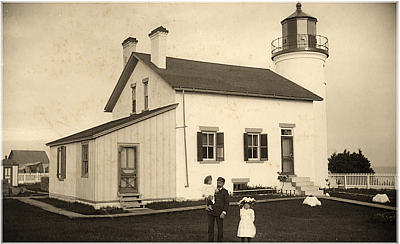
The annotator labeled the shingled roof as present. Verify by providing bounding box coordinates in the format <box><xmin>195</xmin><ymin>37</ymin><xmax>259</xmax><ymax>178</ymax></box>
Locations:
<box><xmin>47</xmin><ymin>103</ymin><xmax>178</xmax><ymax>147</ymax></box>
<box><xmin>104</xmin><ymin>52</ymin><xmax>322</xmax><ymax>112</ymax></box>
<box><xmin>8</xmin><ymin>150</ymin><xmax>49</xmax><ymax>166</ymax></box>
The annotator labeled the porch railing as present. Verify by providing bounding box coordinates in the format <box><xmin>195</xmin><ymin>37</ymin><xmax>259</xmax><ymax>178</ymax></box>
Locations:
<box><xmin>328</xmin><ymin>173</ymin><xmax>397</xmax><ymax>189</ymax></box>
<box><xmin>18</xmin><ymin>173</ymin><xmax>49</xmax><ymax>185</ymax></box>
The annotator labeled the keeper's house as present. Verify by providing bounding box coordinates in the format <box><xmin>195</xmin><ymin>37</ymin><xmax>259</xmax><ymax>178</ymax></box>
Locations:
<box><xmin>47</xmin><ymin>3</ymin><xmax>329</xmax><ymax>209</ymax></box>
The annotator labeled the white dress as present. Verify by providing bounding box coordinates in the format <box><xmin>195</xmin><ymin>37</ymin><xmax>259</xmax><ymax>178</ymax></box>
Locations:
<box><xmin>237</xmin><ymin>208</ymin><xmax>256</xmax><ymax>238</ymax></box>
<box><xmin>201</xmin><ymin>184</ymin><xmax>215</xmax><ymax>204</ymax></box>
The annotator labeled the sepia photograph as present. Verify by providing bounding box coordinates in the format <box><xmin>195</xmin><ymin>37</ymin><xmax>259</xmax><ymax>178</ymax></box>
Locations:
<box><xmin>2</xmin><ymin>2</ymin><xmax>397</xmax><ymax>242</ymax></box>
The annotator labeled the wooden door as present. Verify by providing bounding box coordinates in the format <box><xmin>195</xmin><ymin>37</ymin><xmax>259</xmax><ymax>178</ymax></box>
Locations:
<box><xmin>281</xmin><ymin>136</ymin><xmax>294</xmax><ymax>175</ymax></box>
<box><xmin>118</xmin><ymin>146</ymin><xmax>138</xmax><ymax>194</ymax></box>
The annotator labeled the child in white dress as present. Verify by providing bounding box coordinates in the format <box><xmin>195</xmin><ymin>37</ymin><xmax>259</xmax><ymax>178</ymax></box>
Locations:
<box><xmin>237</xmin><ymin>197</ymin><xmax>256</xmax><ymax>242</ymax></box>
<box><xmin>201</xmin><ymin>175</ymin><xmax>216</xmax><ymax>210</ymax></box>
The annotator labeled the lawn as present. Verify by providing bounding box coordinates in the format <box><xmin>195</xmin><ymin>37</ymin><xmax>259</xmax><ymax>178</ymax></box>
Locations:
<box><xmin>36</xmin><ymin>198</ymin><xmax>127</xmax><ymax>215</ymax></box>
<box><xmin>327</xmin><ymin>188</ymin><xmax>396</xmax><ymax>207</ymax></box>
<box><xmin>3</xmin><ymin>198</ymin><xmax>396</xmax><ymax>242</ymax></box>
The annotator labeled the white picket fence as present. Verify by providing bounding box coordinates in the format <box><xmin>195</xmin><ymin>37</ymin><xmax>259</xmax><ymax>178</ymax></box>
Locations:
<box><xmin>328</xmin><ymin>173</ymin><xmax>397</xmax><ymax>189</ymax></box>
<box><xmin>17</xmin><ymin>173</ymin><xmax>49</xmax><ymax>184</ymax></box>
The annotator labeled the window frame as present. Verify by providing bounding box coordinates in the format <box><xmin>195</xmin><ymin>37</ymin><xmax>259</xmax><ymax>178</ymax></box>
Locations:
<box><xmin>244</xmin><ymin>132</ymin><xmax>268</xmax><ymax>162</ymax></box>
<box><xmin>81</xmin><ymin>142</ymin><xmax>89</xmax><ymax>178</ymax></box>
<box><xmin>57</xmin><ymin>146</ymin><xmax>66</xmax><ymax>181</ymax></box>
<box><xmin>201</xmin><ymin>131</ymin><xmax>216</xmax><ymax>161</ymax></box>
<box><xmin>131</xmin><ymin>83</ymin><xmax>136</xmax><ymax>114</ymax></box>
<box><xmin>143</xmin><ymin>78</ymin><xmax>149</xmax><ymax>111</ymax></box>
<box><xmin>247</xmin><ymin>133</ymin><xmax>260</xmax><ymax>160</ymax></box>
<box><xmin>4</xmin><ymin>167</ymin><xmax>11</xmax><ymax>177</ymax></box>
<box><xmin>197</xmin><ymin>128</ymin><xmax>224</xmax><ymax>163</ymax></box>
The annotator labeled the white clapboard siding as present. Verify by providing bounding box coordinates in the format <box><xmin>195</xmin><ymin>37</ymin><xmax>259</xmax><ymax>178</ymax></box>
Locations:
<box><xmin>75</xmin><ymin>140</ymin><xmax>95</xmax><ymax>201</ymax></box>
<box><xmin>94</xmin><ymin>109</ymin><xmax>176</xmax><ymax>201</ymax></box>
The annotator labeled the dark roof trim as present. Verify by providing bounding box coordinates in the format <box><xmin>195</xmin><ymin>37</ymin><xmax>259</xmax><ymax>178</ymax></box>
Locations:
<box><xmin>47</xmin><ymin>103</ymin><xmax>178</xmax><ymax>147</ymax></box>
<box><xmin>175</xmin><ymin>88</ymin><xmax>322</xmax><ymax>102</ymax></box>
<box><xmin>122</xmin><ymin>37</ymin><xmax>138</xmax><ymax>46</ymax></box>
<box><xmin>104</xmin><ymin>53</ymin><xmax>139</xmax><ymax>112</ymax></box>
<box><xmin>148</xmin><ymin>26</ymin><xmax>169</xmax><ymax>37</ymax></box>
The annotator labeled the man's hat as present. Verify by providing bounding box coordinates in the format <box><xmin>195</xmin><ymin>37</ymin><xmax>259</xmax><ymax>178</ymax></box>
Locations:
<box><xmin>217</xmin><ymin>177</ymin><xmax>225</xmax><ymax>183</ymax></box>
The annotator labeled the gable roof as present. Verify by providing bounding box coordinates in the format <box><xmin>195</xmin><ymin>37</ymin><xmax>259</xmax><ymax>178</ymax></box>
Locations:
<box><xmin>47</xmin><ymin>103</ymin><xmax>178</xmax><ymax>147</ymax></box>
<box><xmin>8</xmin><ymin>150</ymin><xmax>49</xmax><ymax>166</ymax></box>
<box><xmin>104</xmin><ymin>52</ymin><xmax>322</xmax><ymax>112</ymax></box>
<box><xmin>2</xmin><ymin>158</ymin><xmax>17</xmax><ymax>166</ymax></box>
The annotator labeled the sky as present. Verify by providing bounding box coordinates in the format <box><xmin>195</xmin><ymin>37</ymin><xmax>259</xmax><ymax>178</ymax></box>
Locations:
<box><xmin>2</xmin><ymin>2</ymin><xmax>396</xmax><ymax>171</ymax></box>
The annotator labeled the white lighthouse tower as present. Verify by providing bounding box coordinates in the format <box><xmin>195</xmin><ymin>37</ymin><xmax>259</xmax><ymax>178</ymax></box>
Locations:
<box><xmin>271</xmin><ymin>3</ymin><xmax>329</xmax><ymax>187</ymax></box>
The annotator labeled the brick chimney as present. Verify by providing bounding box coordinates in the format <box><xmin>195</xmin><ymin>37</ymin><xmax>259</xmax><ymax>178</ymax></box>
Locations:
<box><xmin>148</xmin><ymin>26</ymin><xmax>169</xmax><ymax>69</ymax></box>
<box><xmin>122</xmin><ymin>37</ymin><xmax>138</xmax><ymax>66</ymax></box>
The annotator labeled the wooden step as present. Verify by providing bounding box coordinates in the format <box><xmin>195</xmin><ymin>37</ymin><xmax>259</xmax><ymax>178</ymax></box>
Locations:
<box><xmin>121</xmin><ymin>202</ymin><xmax>141</xmax><ymax>208</ymax></box>
<box><xmin>120</xmin><ymin>197</ymin><xmax>143</xmax><ymax>202</ymax></box>
<box><xmin>298</xmin><ymin>189</ymin><xmax>324</xmax><ymax>197</ymax></box>
<box><xmin>118</xmin><ymin>192</ymin><xmax>140</xmax><ymax>197</ymax></box>
<box><xmin>292</xmin><ymin>181</ymin><xmax>314</xmax><ymax>187</ymax></box>
<box><xmin>289</xmin><ymin>177</ymin><xmax>310</xmax><ymax>183</ymax></box>
<box><xmin>296</xmin><ymin>185</ymin><xmax>319</xmax><ymax>191</ymax></box>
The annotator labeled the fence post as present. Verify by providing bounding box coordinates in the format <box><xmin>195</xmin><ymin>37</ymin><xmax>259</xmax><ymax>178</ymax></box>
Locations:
<box><xmin>367</xmin><ymin>174</ymin><xmax>370</xmax><ymax>189</ymax></box>
<box><xmin>344</xmin><ymin>175</ymin><xmax>347</xmax><ymax>189</ymax></box>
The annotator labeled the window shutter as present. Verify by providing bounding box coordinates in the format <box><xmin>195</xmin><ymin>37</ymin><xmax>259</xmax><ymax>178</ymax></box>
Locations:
<box><xmin>61</xmin><ymin>146</ymin><xmax>66</xmax><ymax>179</ymax></box>
<box><xmin>260</xmin><ymin>134</ymin><xmax>268</xmax><ymax>161</ymax></box>
<box><xmin>216</xmin><ymin>132</ymin><xmax>224</xmax><ymax>161</ymax></box>
<box><xmin>57</xmin><ymin>148</ymin><xmax>60</xmax><ymax>178</ymax></box>
<box><xmin>243</xmin><ymin>133</ymin><xmax>249</xmax><ymax>161</ymax></box>
<box><xmin>197</xmin><ymin>132</ymin><xmax>203</xmax><ymax>162</ymax></box>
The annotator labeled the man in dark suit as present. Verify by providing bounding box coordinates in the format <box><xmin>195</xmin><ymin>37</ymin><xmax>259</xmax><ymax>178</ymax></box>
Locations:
<box><xmin>207</xmin><ymin>177</ymin><xmax>229</xmax><ymax>242</ymax></box>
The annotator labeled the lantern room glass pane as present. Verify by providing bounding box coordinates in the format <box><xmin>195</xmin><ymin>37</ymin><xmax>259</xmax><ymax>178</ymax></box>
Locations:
<box><xmin>307</xmin><ymin>20</ymin><xmax>316</xmax><ymax>35</ymax></box>
<box><xmin>297</xmin><ymin>19</ymin><xmax>307</xmax><ymax>34</ymax></box>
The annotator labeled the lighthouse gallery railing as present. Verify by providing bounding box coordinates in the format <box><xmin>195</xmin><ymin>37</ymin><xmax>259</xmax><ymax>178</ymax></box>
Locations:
<box><xmin>271</xmin><ymin>34</ymin><xmax>329</xmax><ymax>58</ymax></box>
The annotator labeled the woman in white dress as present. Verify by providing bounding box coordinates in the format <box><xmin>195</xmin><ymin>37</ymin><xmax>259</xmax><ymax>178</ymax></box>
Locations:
<box><xmin>237</xmin><ymin>197</ymin><xmax>256</xmax><ymax>242</ymax></box>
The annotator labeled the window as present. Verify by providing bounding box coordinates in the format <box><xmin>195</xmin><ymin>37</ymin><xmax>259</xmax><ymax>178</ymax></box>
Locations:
<box><xmin>57</xmin><ymin>146</ymin><xmax>66</xmax><ymax>180</ymax></box>
<box><xmin>4</xmin><ymin>167</ymin><xmax>11</xmax><ymax>177</ymax></box>
<box><xmin>197</xmin><ymin>131</ymin><xmax>224</xmax><ymax>162</ymax></box>
<box><xmin>143</xmin><ymin>79</ymin><xmax>149</xmax><ymax>110</ymax></box>
<box><xmin>233</xmin><ymin>182</ymin><xmax>248</xmax><ymax>191</ymax></box>
<box><xmin>244</xmin><ymin>133</ymin><xmax>268</xmax><ymax>161</ymax></box>
<box><xmin>81</xmin><ymin>143</ymin><xmax>89</xmax><ymax>177</ymax></box>
<box><xmin>247</xmin><ymin>133</ymin><xmax>259</xmax><ymax>159</ymax></box>
<box><xmin>202</xmin><ymin>132</ymin><xmax>215</xmax><ymax>160</ymax></box>
<box><xmin>281</xmin><ymin>129</ymin><xmax>292</xmax><ymax>136</ymax></box>
<box><xmin>131</xmin><ymin>84</ymin><xmax>136</xmax><ymax>114</ymax></box>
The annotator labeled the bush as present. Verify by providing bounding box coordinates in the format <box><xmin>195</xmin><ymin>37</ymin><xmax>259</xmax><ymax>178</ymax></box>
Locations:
<box><xmin>371</xmin><ymin>211</ymin><xmax>396</xmax><ymax>223</ymax></box>
<box><xmin>328</xmin><ymin>149</ymin><xmax>374</xmax><ymax>173</ymax></box>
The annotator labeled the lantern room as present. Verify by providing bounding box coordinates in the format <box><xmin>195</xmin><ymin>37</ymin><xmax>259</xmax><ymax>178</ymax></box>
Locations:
<box><xmin>271</xmin><ymin>2</ymin><xmax>329</xmax><ymax>59</ymax></box>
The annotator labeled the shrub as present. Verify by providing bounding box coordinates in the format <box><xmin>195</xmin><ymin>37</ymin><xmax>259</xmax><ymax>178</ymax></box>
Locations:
<box><xmin>371</xmin><ymin>211</ymin><xmax>396</xmax><ymax>223</ymax></box>
<box><xmin>328</xmin><ymin>149</ymin><xmax>374</xmax><ymax>173</ymax></box>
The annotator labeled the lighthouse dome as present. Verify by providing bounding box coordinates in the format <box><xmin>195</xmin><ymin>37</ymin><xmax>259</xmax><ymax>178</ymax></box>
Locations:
<box><xmin>281</xmin><ymin>2</ymin><xmax>317</xmax><ymax>24</ymax></box>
